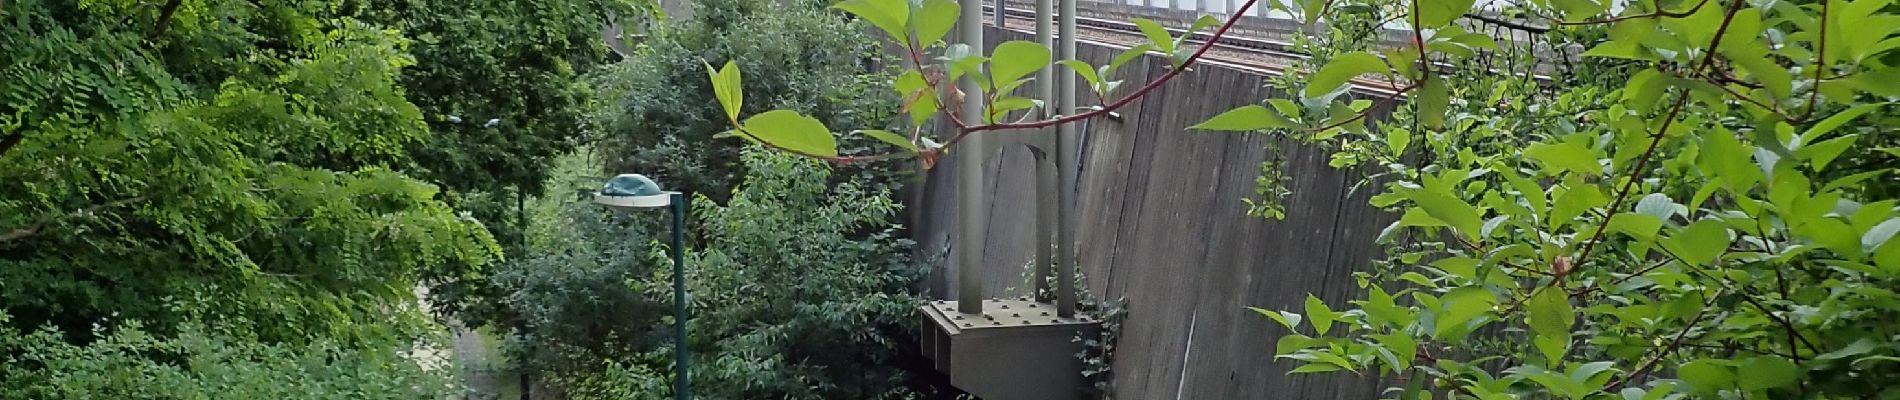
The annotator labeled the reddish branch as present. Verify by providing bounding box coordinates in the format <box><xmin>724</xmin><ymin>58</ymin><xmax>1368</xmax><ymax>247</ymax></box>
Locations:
<box><xmin>735</xmin><ymin>0</ymin><xmax>1276</xmax><ymax>164</ymax></box>
<box><xmin>929</xmin><ymin>0</ymin><xmax>1265</xmax><ymax>149</ymax></box>
<box><xmin>1801</xmin><ymin>0</ymin><xmax>1829</xmax><ymax>120</ymax></box>
<box><xmin>1556</xmin><ymin>0</ymin><xmax>1713</xmax><ymax>25</ymax></box>
<box><xmin>1564</xmin><ymin>0</ymin><xmax>1747</xmax><ymax>286</ymax></box>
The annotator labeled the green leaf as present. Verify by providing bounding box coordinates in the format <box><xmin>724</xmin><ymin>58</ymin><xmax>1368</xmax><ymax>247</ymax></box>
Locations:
<box><xmin>1131</xmin><ymin>18</ymin><xmax>1175</xmax><ymax>55</ymax></box>
<box><xmin>1305</xmin><ymin>295</ymin><xmax>1338</xmax><ymax>335</ymax></box>
<box><xmin>1816</xmin><ymin>339</ymin><xmax>1879</xmax><ymax>361</ymax></box>
<box><xmin>1249</xmin><ymin>307</ymin><xmax>1304</xmax><ymax>331</ymax></box>
<box><xmin>1528</xmin><ymin>286</ymin><xmax>1575</xmax><ymax>339</ymax></box>
<box><xmin>1664</xmin><ymin>219</ymin><xmax>1731</xmax><ymax>267</ymax></box>
<box><xmin>1503</xmin><ymin>168</ymin><xmax>1548</xmax><ymax>217</ymax></box>
<box><xmin>989</xmin><ymin>41</ymin><xmax>1051</xmax><ymax>87</ymax></box>
<box><xmin>1059</xmin><ymin>60</ymin><xmax>1102</xmax><ymax>94</ymax></box>
<box><xmin>1678</xmin><ymin>360</ymin><xmax>1735</xmax><ymax>392</ymax></box>
<box><xmin>1796</xmin><ymin>134</ymin><xmax>1858</xmax><ymax>172</ymax></box>
<box><xmin>857</xmin><ymin>130</ymin><xmax>917</xmax><ymax>152</ymax></box>
<box><xmin>912</xmin><ymin>0</ymin><xmax>959</xmax><ymax>47</ymax></box>
<box><xmin>1799</xmin><ymin>102</ymin><xmax>1881</xmax><ymax>144</ymax></box>
<box><xmin>1608</xmin><ymin>213</ymin><xmax>1664</xmax><ymax>242</ymax></box>
<box><xmin>895</xmin><ymin>70</ymin><xmax>938</xmax><ymax>127</ymax></box>
<box><xmin>1296</xmin><ymin>0</ymin><xmax>1328</xmax><ymax>25</ymax></box>
<box><xmin>1526</xmin><ymin>141</ymin><xmax>1600</xmax><ymax>175</ymax></box>
<box><xmin>1802</xmin><ymin>218</ymin><xmax>1861</xmax><ymax>257</ymax></box>
<box><xmin>987</xmin><ymin>97</ymin><xmax>1040</xmax><ymax>122</ymax></box>
<box><xmin>1388</xmin><ymin>128</ymin><xmax>1412</xmax><ymax>158</ymax></box>
<box><xmin>1108</xmin><ymin>43</ymin><xmax>1155</xmax><ymax>75</ymax></box>
<box><xmin>1191</xmin><ymin>105</ymin><xmax>1297</xmax><ymax>131</ymax></box>
<box><xmin>1373</xmin><ymin>333</ymin><xmax>1418</xmax><ymax>370</ymax></box>
<box><xmin>1360</xmin><ymin>286</ymin><xmax>1413</xmax><ymax>329</ymax></box>
<box><xmin>1553</xmin><ymin>0</ymin><xmax>1606</xmax><ymax>21</ymax></box>
<box><xmin>1551</xmin><ymin>184</ymin><xmax>1608</xmax><ymax>230</ymax></box>
<box><xmin>1863</xmin><ymin>218</ymin><xmax>1900</xmax><ymax>255</ymax></box>
<box><xmin>1173</xmin><ymin>15</ymin><xmax>1222</xmax><ymax>54</ymax></box>
<box><xmin>1418</xmin><ymin>0</ymin><xmax>1478</xmax><ymax>28</ymax></box>
<box><xmin>1417</xmin><ymin>76</ymin><xmax>1449</xmax><ymax>129</ymax></box>
<box><xmin>1582</xmin><ymin>39</ymin><xmax>1651</xmax><ymax>60</ymax></box>
<box><xmin>1434</xmin><ymin>286</ymin><xmax>1497</xmax><ymax>341</ymax></box>
<box><xmin>1737</xmin><ymin>356</ymin><xmax>1799</xmax><ymax>390</ymax></box>
<box><xmin>1305</xmin><ymin>52</ymin><xmax>1388</xmax><ymax>98</ymax></box>
<box><xmin>1725</xmin><ymin>46</ymin><xmax>1792</xmax><ymax>99</ymax></box>
<box><xmin>1634</xmin><ymin>193</ymin><xmax>1681</xmax><ymax>220</ymax></box>
<box><xmin>1276</xmin><ymin>334</ymin><xmax>1321</xmax><ymax>355</ymax></box>
<box><xmin>1535</xmin><ymin>334</ymin><xmax>1569</xmax><ymax>368</ymax></box>
<box><xmin>740</xmin><ymin>110</ymin><xmax>838</xmax><ymax>157</ymax></box>
<box><xmin>708</xmin><ymin>61</ymin><xmax>743</xmax><ymax>122</ymax></box>
<box><xmin>1410</xmin><ymin>188</ymin><xmax>1484</xmax><ymax>239</ymax></box>
<box><xmin>1289</xmin><ymin>363</ymin><xmax>1345</xmax><ymax>373</ymax></box>
<box><xmin>834</xmin><ymin>0</ymin><xmax>910</xmax><ymax>43</ymax></box>
<box><xmin>945</xmin><ymin>50</ymin><xmax>991</xmax><ymax>89</ymax></box>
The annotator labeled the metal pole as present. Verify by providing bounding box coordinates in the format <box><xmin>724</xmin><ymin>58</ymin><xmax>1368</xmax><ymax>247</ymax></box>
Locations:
<box><xmin>517</xmin><ymin>187</ymin><xmax>531</xmax><ymax>400</ymax></box>
<box><xmin>994</xmin><ymin>0</ymin><xmax>1005</xmax><ymax>29</ymax></box>
<box><xmin>1055</xmin><ymin>0</ymin><xmax>1078</xmax><ymax>318</ymax></box>
<box><xmin>957</xmin><ymin>0</ymin><xmax>987</xmax><ymax>315</ymax></box>
<box><xmin>1032</xmin><ymin>0</ymin><xmax>1055</xmax><ymax>302</ymax></box>
<box><xmin>670</xmin><ymin>192</ymin><xmax>691</xmax><ymax>400</ymax></box>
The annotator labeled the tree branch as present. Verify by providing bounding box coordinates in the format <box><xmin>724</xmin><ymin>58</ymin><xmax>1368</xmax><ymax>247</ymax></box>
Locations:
<box><xmin>145</xmin><ymin>0</ymin><xmax>185</xmax><ymax>43</ymax></box>
<box><xmin>1602</xmin><ymin>288</ymin><xmax>1722</xmax><ymax>392</ymax></box>
<box><xmin>0</xmin><ymin>195</ymin><xmax>154</xmax><ymax>243</ymax></box>
<box><xmin>947</xmin><ymin>0</ymin><xmax>1265</xmax><ymax>139</ymax></box>
<box><xmin>1555</xmin><ymin>0</ymin><xmax>1713</xmax><ymax>26</ymax></box>
<box><xmin>1801</xmin><ymin>0</ymin><xmax>1829</xmax><ymax>120</ymax></box>
<box><xmin>1566</xmin><ymin>0</ymin><xmax>1747</xmax><ymax>284</ymax></box>
<box><xmin>1462</xmin><ymin>13</ymin><xmax>1551</xmax><ymax>34</ymax></box>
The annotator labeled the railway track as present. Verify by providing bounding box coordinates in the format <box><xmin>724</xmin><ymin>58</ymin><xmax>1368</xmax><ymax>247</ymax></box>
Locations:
<box><xmin>984</xmin><ymin>5</ymin><xmax>1408</xmax><ymax>96</ymax></box>
<box><xmin>985</xmin><ymin>4</ymin><xmax>1554</xmax><ymax>96</ymax></box>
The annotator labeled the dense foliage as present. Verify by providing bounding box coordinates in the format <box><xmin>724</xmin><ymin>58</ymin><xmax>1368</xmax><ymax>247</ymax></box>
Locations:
<box><xmin>498</xmin><ymin>149</ymin><xmax>919</xmax><ymax>399</ymax></box>
<box><xmin>590</xmin><ymin>0</ymin><xmax>900</xmax><ymax>199</ymax></box>
<box><xmin>1</xmin><ymin>0</ymin><xmax>622</xmax><ymax>397</ymax></box>
<box><xmin>332</xmin><ymin>0</ymin><xmax>641</xmax><ymax>263</ymax></box>
<box><xmin>1201</xmin><ymin>0</ymin><xmax>1900</xmax><ymax>398</ymax></box>
<box><xmin>714</xmin><ymin>0</ymin><xmax>1900</xmax><ymax>397</ymax></box>
<box><xmin>0</xmin><ymin>312</ymin><xmax>452</xmax><ymax>398</ymax></box>
<box><xmin>1</xmin><ymin>0</ymin><xmax>497</xmax><ymax>345</ymax></box>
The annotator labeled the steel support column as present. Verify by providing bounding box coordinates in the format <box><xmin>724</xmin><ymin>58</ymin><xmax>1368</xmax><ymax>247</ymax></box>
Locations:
<box><xmin>957</xmin><ymin>0</ymin><xmax>987</xmax><ymax>315</ymax></box>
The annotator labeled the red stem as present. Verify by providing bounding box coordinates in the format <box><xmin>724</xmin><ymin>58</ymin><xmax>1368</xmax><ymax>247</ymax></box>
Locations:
<box><xmin>1566</xmin><ymin>0</ymin><xmax>1746</xmax><ymax>284</ymax></box>
<box><xmin>1801</xmin><ymin>0</ymin><xmax>1829</xmax><ymax>120</ymax></box>
<box><xmin>940</xmin><ymin>0</ymin><xmax>1264</xmax><ymax>145</ymax></box>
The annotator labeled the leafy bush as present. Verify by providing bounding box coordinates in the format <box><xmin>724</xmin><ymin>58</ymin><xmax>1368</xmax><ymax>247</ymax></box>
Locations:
<box><xmin>0</xmin><ymin>312</ymin><xmax>453</xmax><ymax>399</ymax></box>
<box><xmin>589</xmin><ymin>0</ymin><xmax>900</xmax><ymax>200</ymax></box>
<box><xmin>495</xmin><ymin>149</ymin><xmax>918</xmax><ymax>399</ymax></box>
<box><xmin>668</xmin><ymin>149</ymin><xmax>918</xmax><ymax>399</ymax></box>
<box><xmin>1209</xmin><ymin>0</ymin><xmax>1900</xmax><ymax>398</ymax></box>
<box><xmin>1</xmin><ymin>0</ymin><xmax>498</xmax><ymax>345</ymax></box>
<box><xmin>486</xmin><ymin>149</ymin><xmax>673</xmax><ymax>377</ymax></box>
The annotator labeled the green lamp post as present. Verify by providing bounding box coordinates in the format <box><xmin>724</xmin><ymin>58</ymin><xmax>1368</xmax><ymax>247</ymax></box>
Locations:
<box><xmin>593</xmin><ymin>174</ymin><xmax>690</xmax><ymax>400</ymax></box>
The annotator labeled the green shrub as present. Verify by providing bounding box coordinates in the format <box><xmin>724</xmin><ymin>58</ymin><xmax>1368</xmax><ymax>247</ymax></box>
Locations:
<box><xmin>666</xmin><ymin>149</ymin><xmax>918</xmax><ymax>400</ymax></box>
<box><xmin>589</xmin><ymin>0</ymin><xmax>900</xmax><ymax>201</ymax></box>
<box><xmin>497</xmin><ymin>149</ymin><xmax>919</xmax><ymax>399</ymax></box>
<box><xmin>0</xmin><ymin>312</ymin><xmax>453</xmax><ymax>399</ymax></box>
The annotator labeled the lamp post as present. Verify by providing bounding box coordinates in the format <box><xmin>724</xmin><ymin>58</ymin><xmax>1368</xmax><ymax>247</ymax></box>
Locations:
<box><xmin>592</xmin><ymin>174</ymin><xmax>690</xmax><ymax>400</ymax></box>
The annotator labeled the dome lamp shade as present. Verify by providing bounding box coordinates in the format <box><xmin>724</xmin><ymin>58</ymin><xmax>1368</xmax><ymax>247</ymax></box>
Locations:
<box><xmin>594</xmin><ymin>174</ymin><xmax>674</xmax><ymax>208</ymax></box>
